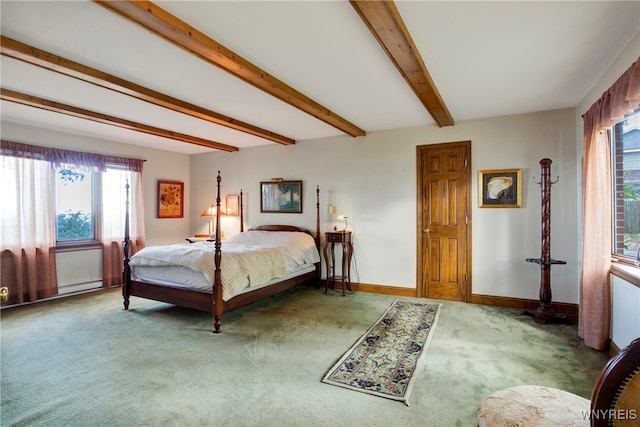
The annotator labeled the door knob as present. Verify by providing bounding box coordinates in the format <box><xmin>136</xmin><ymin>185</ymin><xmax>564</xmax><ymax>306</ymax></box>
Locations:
<box><xmin>423</xmin><ymin>228</ymin><xmax>430</xmax><ymax>233</ymax></box>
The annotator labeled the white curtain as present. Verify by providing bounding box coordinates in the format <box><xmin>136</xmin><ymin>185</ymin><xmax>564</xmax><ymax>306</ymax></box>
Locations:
<box><xmin>102</xmin><ymin>166</ymin><xmax>145</xmax><ymax>287</ymax></box>
<box><xmin>0</xmin><ymin>154</ymin><xmax>58</xmax><ymax>304</ymax></box>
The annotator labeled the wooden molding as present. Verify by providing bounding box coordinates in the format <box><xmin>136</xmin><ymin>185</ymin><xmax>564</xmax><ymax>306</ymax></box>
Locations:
<box><xmin>322</xmin><ymin>281</ymin><xmax>417</xmax><ymax>297</ymax></box>
<box><xmin>336</xmin><ymin>283</ymin><xmax>578</xmax><ymax>321</ymax></box>
<box><xmin>0</xmin><ymin>35</ymin><xmax>293</xmax><ymax>146</ymax></box>
<box><xmin>355</xmin><ymin>283</ymin><xmax>418</xmax><ymax>297</ymax></box>
<box><xmin>0</xmin><ymin>88</ymin><xmax>239</xmax><ymax>152</ymax></box>
<box><xmin>469</xmin><ymin>293</ymin><xmax>578</xmax><ymax>319</ymax></box>
<box><xmin>350</xmin><ymin>1</ymin><xmax>454</xmax><ymax>127</ymax></box>
<box><xmin>94</xmin><ymin>0</ymin><xmax>365</xmax><ymax>138</ymax></box>
<box><xmin>609</xmin><ymin>340</ymin><xmax>620</xmax><ymax>358</ymax></box>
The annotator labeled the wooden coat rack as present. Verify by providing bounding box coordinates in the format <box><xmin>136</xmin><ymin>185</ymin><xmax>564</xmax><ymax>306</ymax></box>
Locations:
<box><xmin>525</xmin><ymin>158</ymin><xmax>567</xmax><ymax>323</ymax></box>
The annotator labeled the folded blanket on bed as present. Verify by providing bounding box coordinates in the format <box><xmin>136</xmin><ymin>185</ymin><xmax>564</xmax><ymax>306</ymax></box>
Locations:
<box><xmin>129</xmin><ymin>243</ymin><xmax>287</xmax><ymax>301</ymax></box>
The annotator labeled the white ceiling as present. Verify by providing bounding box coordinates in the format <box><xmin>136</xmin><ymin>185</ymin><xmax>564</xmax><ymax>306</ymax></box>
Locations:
<box><xmin>1</xmin><ymin>1</ymin><xmax>639</xmax><ymax>155</ymax></box>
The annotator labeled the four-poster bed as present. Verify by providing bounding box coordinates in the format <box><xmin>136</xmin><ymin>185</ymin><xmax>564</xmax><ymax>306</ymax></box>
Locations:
<box><xmin>122</xmin><ymin>171</ymin><xmax>321</xmax><ymax>333</ymax></box>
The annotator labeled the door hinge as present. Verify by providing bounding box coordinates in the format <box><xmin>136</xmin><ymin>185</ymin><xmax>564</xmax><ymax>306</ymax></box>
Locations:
<box><xmin>464</xmin><ymin>273</ymin><xmax>468</xmax><ymax>283</ymax></box>
<box><xmin>464</xmin><ymin>158</ymin><xmax>468</xmax><ymax>167</ymax></box>
<box><xmin>465</xmin><ymin>216</ymin><xmax>468</xmax><ymax>225</ymax></box>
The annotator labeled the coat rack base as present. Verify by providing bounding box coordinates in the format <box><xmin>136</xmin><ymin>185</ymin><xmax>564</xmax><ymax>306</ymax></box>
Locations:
<box><xmin>523</xmin><ymin>306</ymin><xmax>569</xmax><ymax>324</ymax></box>
<box><xmin>524</xmin><ymin>257</ymin><xmax>568</xmax><ymax>324</ymax></box>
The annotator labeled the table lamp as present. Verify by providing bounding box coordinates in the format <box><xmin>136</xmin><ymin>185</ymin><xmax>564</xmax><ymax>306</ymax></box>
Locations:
<box><xmin>200</xmin><ymin>204</ymin><xmax>216</xmax><ymax>236</ymax></box>
<box><xmin>337</xmin><ymin>214</ymin><xmax>348</xmax><ymax>231</ymax></box>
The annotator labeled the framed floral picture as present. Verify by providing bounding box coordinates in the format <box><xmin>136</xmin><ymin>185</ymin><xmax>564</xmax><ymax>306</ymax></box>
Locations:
<box><xmin>478</xmin><ymin>169</ymin><xmax>522</xmax><ymax>208</ymax></box>
<box><xmin>157</xmin><ymin>180</ymin><xmax>184</xmax><ymax>218</ymax></box>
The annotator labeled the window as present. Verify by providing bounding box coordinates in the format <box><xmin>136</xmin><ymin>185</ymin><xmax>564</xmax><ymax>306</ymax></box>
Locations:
<box><xmin>55</xmin><ymin>164</ymin><xmax>99</xmax><ymax>245</ymax></box>
<box><xmin>54</xmin><ymin>164</ymin><xmax>140</xmax><ymax>248</ymax></box>
<box><xmin>611</xmin><ymin>109</ymin><xmax>640</xmax><ymax>264</ymax></box>
<box><xmin>1</xmin><ymin>140</ymin><xmax>145</xmax><ymax>303</ymax></box>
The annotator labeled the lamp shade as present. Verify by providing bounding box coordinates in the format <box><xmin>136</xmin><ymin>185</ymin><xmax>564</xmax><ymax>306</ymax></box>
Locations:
<box><xmin>200</xmin><ymin>205</ymin><xmax>216</xmax><ymax>217</ymax></box>
<box><xmin>336</xmin><ymin>214</ymin><xmax>348</xmax><ymax>231</ymax></box>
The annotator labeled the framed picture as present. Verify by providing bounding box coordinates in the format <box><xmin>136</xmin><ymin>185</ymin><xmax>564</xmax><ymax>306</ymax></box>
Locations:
<box><xmin>225</xmin><ymin>194</ymin><xmax>240</xmax><ymax>216</ymax></box>
<box><xmin>260</xmin><ymin>180</ymin><xmax>302</xmax><ymax>213</ymax></box>
<box><xmin>157</xmin><ymin>180</ymin><xmax>184</xmax><ymax>218</ymax></box>
<box><xmin>478</xmin><ymin>169</ymin><xmax>522</xmax><ymax>208</ymax></box>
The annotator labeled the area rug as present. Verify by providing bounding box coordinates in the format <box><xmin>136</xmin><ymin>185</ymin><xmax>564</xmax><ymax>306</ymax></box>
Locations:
<box><xmin>322</xmin><ymin>300</ymin><xmax>441</xmax><ymax>406</ymax></box>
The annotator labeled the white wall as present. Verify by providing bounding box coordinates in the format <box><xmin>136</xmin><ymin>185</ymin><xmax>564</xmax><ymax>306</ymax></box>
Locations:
<box><xmin>611</xmin><ymin>272</ymin><xmax>640</xmax><ymax>349</ymax></box>
<box><xmin>577</xmin><ymin>31</ymin><xmax>640</xmax><ymax>120</ymax></box>
<box><xmin>191</xmin><ymin>108</ymin><xmax>579</xmax><ymax>302</ymax></box>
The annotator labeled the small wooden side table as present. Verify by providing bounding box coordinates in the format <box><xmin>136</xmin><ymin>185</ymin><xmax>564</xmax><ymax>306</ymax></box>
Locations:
<box><xmin>323</xmin><ymin>231</ymin><xmax>353</xmax><ymax>296</ymax></box>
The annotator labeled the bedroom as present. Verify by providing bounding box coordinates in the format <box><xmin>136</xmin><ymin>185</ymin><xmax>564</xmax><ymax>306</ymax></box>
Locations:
<box><xmin>1</xmin><ymin>1</ymin><xmax>640</xmax><ymax>425</ymax></box>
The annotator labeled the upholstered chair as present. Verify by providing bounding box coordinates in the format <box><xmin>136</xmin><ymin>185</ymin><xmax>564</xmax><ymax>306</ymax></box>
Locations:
<box><xmin>477</xmin><ymin>337</ymin><xmax>640</xmax><ymax>426</ymax></box>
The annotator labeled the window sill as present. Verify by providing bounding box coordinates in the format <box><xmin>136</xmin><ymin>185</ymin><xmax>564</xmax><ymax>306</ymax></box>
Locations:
<box><xmin>56</xmin><ymin>242</ymin><xmax>102</xmax><ymax>252</ymax></box>
<box><xmin>610</xmin><ymin>263</ymin><xmax>640</xmax><ymax>288</ymax></box>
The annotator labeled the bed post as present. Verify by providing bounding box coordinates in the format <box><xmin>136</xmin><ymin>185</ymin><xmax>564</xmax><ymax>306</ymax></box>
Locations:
<box><xmin>315</xmin><ymin>185</ymin><xmax>320</xmax><ymax>245</ymax></box>
<box><xmin>315</xmin><ymin>185</ymin><xmax>321</xmax><ymax>286</ymax></box>
<box><xmin>239</xmin><ymin>189</ymin><xmax>244</xmax><ymax>232</ymax></box>
<box><xmin>213</xmin><ymin>171</ymin><xmax>223</xmax><ymax>333</ymax></box>
<box><xmin>122</xmin><ymin>180</ymin><xmax>131</xmax><ymax>310</ymax></box>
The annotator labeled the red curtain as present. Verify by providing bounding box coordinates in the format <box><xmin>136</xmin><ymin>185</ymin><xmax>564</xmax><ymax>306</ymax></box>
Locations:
<box><xmin>580</xmin><ymin>59</ymin><xmax>640</xmax><ymax>350</ymax></box>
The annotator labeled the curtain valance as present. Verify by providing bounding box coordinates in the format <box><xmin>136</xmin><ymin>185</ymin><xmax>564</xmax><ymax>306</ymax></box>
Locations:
<box><xmin>583</xmin><ymin>59</ymin><xmax>640</xmax><ymax>130</ymax></box>
<box><xmin>0</xmin><ymin>140</ymin><xmax>144</xmax><ymax>172</ymax></box>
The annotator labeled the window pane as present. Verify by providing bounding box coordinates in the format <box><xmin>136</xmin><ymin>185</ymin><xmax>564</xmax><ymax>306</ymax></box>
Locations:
<box><xmin>55</xmin><ymin>165</ymin><xmax>94</xmax><ymax>241</ymax></box>
<box><xmin>612</xmin><ymin>110</ymin><xmax>640</xmax><ymax>260</ymax></box>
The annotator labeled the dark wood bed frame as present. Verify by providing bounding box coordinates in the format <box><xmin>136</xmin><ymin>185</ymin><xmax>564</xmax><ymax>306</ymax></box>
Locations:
<box><xmin>122</xmin><ymin>171</ymin><xmax>321</xmax><ymax>333</ymax></box>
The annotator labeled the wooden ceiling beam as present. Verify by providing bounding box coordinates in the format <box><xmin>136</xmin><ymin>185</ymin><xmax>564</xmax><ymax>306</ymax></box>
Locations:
<box><xmin>0</xmin><ymin>88</ymin><xmax>239</xmax><ymax>152</ymax></box>
<box><xmin>94</xmin><ymin>0</ymin><xmax>366</xmax><ymax>138</ymax></box>
<box><xmin>0</xmin><ymin>35</ymin><xmax>293</xmax><ymax>146</ymax></box>
<box><xmin>350</xmin><ymin>1</ymin><xmax>454</xmax><ymax>127</ymax></box>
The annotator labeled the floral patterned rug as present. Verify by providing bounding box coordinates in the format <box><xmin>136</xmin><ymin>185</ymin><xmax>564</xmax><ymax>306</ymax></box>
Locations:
<box><xmin>322</xmin><ymin>300</ymin><xmax>441</xmax><ymax>406</ymax></box>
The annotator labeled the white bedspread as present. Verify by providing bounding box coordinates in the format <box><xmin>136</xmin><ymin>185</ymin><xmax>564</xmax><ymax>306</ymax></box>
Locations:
<box><xmin>129</xmin><ymin>230</ymin><xmax>320</xmax><ymax>301</ymax></box>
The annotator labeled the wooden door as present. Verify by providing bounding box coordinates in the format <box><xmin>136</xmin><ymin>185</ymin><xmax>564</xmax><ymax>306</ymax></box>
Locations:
<box><xmin>417</xmin><ymin>141</ymin><xmax>471</xmax><ymax>301</ymax></box>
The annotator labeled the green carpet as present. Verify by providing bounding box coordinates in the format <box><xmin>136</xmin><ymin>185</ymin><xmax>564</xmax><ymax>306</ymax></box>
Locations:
<box><xmin>1</xmin><ymin>286</ymin><xmax>609</xmax><ymax>426</ymax></box>
<box><xmin>322</xmin><ymin>301</ymin><xmax>440</xmax><ymax>405</ymax></box>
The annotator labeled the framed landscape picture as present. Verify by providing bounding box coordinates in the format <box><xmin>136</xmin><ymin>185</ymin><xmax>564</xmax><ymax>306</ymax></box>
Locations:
<box><xmin>478</xmin><ymin>169</ymin><xmax>522</xmax><ymax>208</ymax></box>
<box><xmin>157</xmin><ymin>180</ymin><xmax>184</xmax><ymax>218</ymax></box>
<box><xmin>260</xmin><ymin>180</ymin><xmax>302</xmax><ymax>213</ymax></box>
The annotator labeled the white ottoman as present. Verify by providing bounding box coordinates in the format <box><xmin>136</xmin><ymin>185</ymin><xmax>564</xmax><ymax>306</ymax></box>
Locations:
<box><xmin>477</xmin><ymin>384</ymin><xmax>590</xmax><ymax>427</ymax></box>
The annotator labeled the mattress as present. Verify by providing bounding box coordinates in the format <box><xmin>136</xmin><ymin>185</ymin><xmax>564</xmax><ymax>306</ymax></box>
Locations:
<box><xmin>131</xmin><ymin>263</ymin><xmax>317</xmax><ymax>299</ymax></box>
<box><xmin>129</xmin><ymin>230</ymin><xmax>320</xmax><ymax>301</ymax></box>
